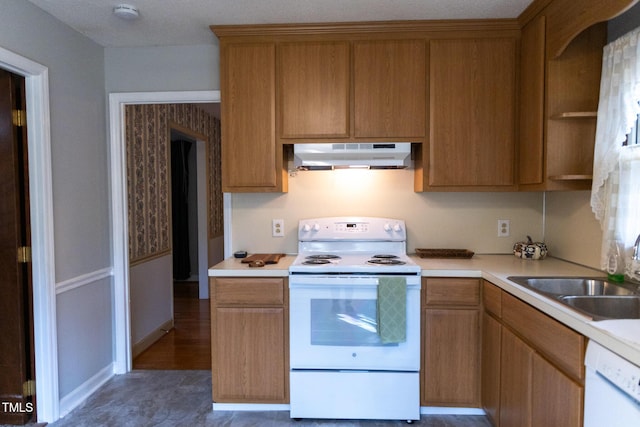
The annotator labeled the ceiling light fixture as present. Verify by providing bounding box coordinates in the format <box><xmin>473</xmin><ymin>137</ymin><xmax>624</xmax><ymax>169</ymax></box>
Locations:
<box><xmin>113</xmin><ymin>4</ymin><xmax>140</xmax><ymax>21</ymax></box>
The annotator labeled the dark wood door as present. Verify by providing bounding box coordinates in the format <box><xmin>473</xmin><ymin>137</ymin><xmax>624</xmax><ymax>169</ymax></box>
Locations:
<box><xmin>0</xmin><ymin>68</ymin><xmax>35</xmax><ymax>424</ymax></box>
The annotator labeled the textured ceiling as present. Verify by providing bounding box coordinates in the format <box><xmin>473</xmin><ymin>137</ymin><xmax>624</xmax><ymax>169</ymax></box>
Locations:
<box><xmin>25</xmin><ymin>0</ymin><xmax>532</xmax><ymax>47</ymax></box>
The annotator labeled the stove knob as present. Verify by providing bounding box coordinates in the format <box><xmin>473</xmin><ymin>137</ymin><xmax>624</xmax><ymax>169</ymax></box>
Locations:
<box><xmin>312</xmin><ymin>223</ymin><xmax>320</xmax><ymax>231</ymax></box>
<box><xmin>302</xmin><ymin>224</ymin><xmax>311</xmax><ymax>232</ymax></box>
<box><xmin>393</xmin><ymin>223</ymin><xmax>402</xmax><ymax>232</ymax></box>
<box><xmin>384</xmin><ymin>223</ymin><xmax>392</xmax><ymax>232</ymax></box>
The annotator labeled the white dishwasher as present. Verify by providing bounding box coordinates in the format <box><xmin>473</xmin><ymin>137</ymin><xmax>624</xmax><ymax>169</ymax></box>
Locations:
<box><xmin>584</xmin><ymin>340</ymin><xmax>640</xmax><ymax>427</ymax></box>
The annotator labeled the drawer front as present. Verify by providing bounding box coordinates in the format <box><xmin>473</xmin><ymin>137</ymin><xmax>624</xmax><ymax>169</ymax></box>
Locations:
<box><xmin>213</xmin><ymin>277</ymin><xmax>285</xmax><ymax>305</ymax></box>
<box><xmin>424</xmin><ymin>278</ymin><xmax>480</xmax><ymax>306</ymax></box>
<box><xmin>482</xmin><ymin>280</ymin><xmax>502</xmax><ymax>318</ymax></box>
<box><xmin>502</xmin><ymin>292</ymin><xmax>585</xmax><ymax>382</ymax></box>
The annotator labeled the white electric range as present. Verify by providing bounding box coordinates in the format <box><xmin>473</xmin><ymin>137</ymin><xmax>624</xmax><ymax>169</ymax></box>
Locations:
<box><xmin>288</xmin><ymin>217</ymin><xmax>421</xmax><ymax>422</ymax></box>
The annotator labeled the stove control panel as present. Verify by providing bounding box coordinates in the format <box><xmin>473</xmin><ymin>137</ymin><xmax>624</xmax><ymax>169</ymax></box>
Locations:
<box><xmin>335</xmin><ymin>222</ymin><xmax>369</xmax><ymax>233</ymax></box>
<box><xmin>298</xmin><ymin>217</ymin><xmax>406</xmax><ymax>241</ymax></box>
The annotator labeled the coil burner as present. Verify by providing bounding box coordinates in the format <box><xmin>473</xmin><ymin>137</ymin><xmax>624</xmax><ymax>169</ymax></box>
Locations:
<box><xmin>303</xmin><ymin>254</ymin><xmax>341</xmax><ymax>265</ymax></box>
<box><xmin>367</xmin><ymin>258</ymin><xmax>406</xmax><ymax>265</ymax></box>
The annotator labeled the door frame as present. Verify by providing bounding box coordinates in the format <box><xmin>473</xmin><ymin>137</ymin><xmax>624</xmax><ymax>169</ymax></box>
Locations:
<box><xmin>108</xmin><ymin>91</ymin><xmax>226</xmax><ymax>373</ymax></box>
<box><xmin>0</xmin><ymin>47</ymin><xmax>58</xmax><ymax>422</ymax></box>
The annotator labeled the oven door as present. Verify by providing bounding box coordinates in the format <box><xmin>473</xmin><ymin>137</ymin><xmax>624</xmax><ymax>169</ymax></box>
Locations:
<box><xmin>289</xmin><ymin>275</ymin><xmax>420</xmax><ymax>371</ymax></box>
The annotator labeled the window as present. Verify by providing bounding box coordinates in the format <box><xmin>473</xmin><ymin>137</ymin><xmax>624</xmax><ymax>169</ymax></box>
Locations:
<box><xmin>590</xmin><ymin>27</ymin><xmax>640</xmax><ymax>281</ymax></box>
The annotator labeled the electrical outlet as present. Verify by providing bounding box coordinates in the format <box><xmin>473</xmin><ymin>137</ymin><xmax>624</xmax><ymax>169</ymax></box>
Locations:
<box><xmin>497</xmin><ymin>219</ymin><xmax>510</xmax><ymax>237</ymax></box>
<box><xmin>272</xmin><ymin>219</ymin><xmax>284</xmax><ymax>237</ymax></box>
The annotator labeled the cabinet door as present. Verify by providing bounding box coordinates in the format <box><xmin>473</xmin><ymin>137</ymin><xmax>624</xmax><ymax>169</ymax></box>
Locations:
<box><xmin>353</xmin><ymin>40</ymin><xmax>426</xmax><ymax>138</ymax></box>
<box><xmin>278</xmin><ymin>41</ymin><xmax>350</xmax><ymax>138</ymax></box>
<box><xmin>500</xmin><ymin>328</ymin><xmax>533</xmax><ymax>427</ymax></box>
<box><xmin>532</xmin><ymin>353</ymin><xmax>583</xmax><ymax>427</ymax></box>
<box><xmin>220</xmin><ymin>43</ymin><xmax>279</xmax><ymax>191</ymax></box>
<box><xmin>519</xmin><ymin>15</ymin><xmax>546</xmax><ymax>185</ymax></box>
<box><xmin>429</xmin><ymin>38</ymin><xmax>516</xmax><ymax>187</ymax></box>
<box><xmin>481</xmin><ymin>312</ymin><xmax>502</xmax><ymax>426</ymax></box>
<box><xmin>213</xmin><ymin>307</ymin><xmax>286</xmax><ymax>402</ymax></box>
<box><xmin>423</xmin><ymin>308</ymin><xmax>480</xmax><ymax>406</ymax></box>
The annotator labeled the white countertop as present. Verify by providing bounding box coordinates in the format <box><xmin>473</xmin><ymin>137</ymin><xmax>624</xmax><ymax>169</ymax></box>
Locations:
<box><xmin>208</xmin><ymin>254</ymin><xmax>295</xmax><ymax>277</ymax></box>
<box><xmin>209</xmin><ymin>254</ymin><xmax>640</xmax><ymax>366</ymax></box>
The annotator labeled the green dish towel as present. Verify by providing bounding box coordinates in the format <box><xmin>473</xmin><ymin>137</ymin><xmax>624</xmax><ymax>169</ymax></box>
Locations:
<box><xmin>377</xmin><ymin>277</ymin><xmax>407</xmax><ymax>344</ymax></box>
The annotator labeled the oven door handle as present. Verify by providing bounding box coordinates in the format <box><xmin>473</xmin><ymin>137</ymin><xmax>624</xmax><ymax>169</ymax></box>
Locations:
<box><xmin>288</xmin><ymin>275</ymin><xmax>420</xmax><ymax>288</ymax></box>
<box><xmin>290</xmin><ymin>276</ymin><xmax>380</xmax><ymax>288</ymax></box>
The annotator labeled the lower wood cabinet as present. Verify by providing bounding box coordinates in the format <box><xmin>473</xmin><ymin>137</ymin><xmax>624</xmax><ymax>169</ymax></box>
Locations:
<box><xmin>422</xmin><ymin>278</ymin><xmax>481</xmax><ymax>406</ymax></box>
<box><xmin>499</xmin><ymin>327</ymin><xmax>533</xmax><ymax>427</ymax></box>
<box><xmin>481</xmin><ymin>311</ymin><xmax>501</xmax><ymax>425</ymax></box>
<box><xmin>531</xmin><ymin>352</ymin><xmax>583</xmax><ymax>427</ymax></box>
<box><xmin>482</xmin><ymin>280</ymin><xmax>584</xmax><ymax>427</ymax></box>
<box><xmin>210</xmin><ymin>277</ymin><xmax>289</xmax><ymax>403</ymax></box>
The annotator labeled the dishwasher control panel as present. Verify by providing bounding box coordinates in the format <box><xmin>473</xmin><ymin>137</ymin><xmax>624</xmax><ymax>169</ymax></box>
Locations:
<box><xmin>585</xmin><ymin>341</ymin><xmax>640</xmax><ymax>402</ymax></box>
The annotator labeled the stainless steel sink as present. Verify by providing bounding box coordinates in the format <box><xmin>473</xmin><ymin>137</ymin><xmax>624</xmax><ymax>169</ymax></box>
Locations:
<box><xmin>507</xmin><ymin>276</ymin><xmax>637</xmax><ymax>297</ymax></box>
<box><xmin>559</xmin><ymin>295</ymin><xmax>640</xmax><ymax>320</ymax></box>
<box><xmin>507</xmin><ymin>276</ymin><xmax>640</xmax><ymax>320</ymax></box>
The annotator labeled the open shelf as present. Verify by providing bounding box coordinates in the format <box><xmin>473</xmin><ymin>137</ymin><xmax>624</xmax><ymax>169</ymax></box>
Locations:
<box><xmin>550</xmin><ymin>111</ymin><xmax>597</xmax><ymax>119</ymax></box>
<box><xmin>549</xmin><ymin>174</ymin><xmax>593</xmax><ymax>181</ymax></box>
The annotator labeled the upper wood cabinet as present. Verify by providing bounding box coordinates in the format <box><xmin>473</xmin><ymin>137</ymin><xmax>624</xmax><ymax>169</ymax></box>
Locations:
<box><xmin>214</xmin><ymin>2</ymin><xmax>625</xmax><ymax>193</ymax></box>
<box><xmin>219</xmin><ymin>42</ymin><xmax>286</xmax><ymax>192</ymax></box>
<box><xmin>278</xmin><ymin>41</ymin><xmax>351</xmax><ymax>139</ymax></box>
<box><xmin>519</xmin><ymin>15</ymin><xmax>546</xmax><ymax>186</ymax></box>
<box><xmin>517</xmin><ymin>0</ymin><xmax>638</xmax><ymax>191</ymax></box>
<box><xmin>278</xmin><ymin>39</ymin><xmax>426</xmax><ymax>141</ymax></box>
<box><xmin>422</xmin><ymin>37</ymin><xmax>517</xmax><ymax>190</ymax></box>
<box><xmin>353</xmin><ymin>40</ymin><xmax>426</xmax><ymax>138</ymax></box>
<box><xmin>518</xmin><ymin>18</ymin><xmax>606</xmax><ymax>191</ymax></box>
<box><xmin>544</xmin><ymin>24</ymin><xmax>605</xmax><ymax>190</ymax></box>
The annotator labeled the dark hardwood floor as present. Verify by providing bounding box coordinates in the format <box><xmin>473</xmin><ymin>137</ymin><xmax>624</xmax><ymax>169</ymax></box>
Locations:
<box><xmin>133</xmin><ymin>281</ymin><xmax>211</xmax><ymax>370</ymax></box>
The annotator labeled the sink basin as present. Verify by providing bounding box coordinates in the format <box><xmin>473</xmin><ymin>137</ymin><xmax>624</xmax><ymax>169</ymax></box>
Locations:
<box><xmin>558</xmin><ymin>295</ymin><xmax>640</xmax><ymax>320</ymax></box>
<box><xmin>507</xmin><ymin>276</ymin><xmax>637</xmax><ymax>297</ymax></box>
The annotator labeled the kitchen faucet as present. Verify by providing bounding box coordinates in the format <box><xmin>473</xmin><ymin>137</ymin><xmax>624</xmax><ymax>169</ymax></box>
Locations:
<box><xmin>632</xmin><ymin>234</ymin><xmax>640</xmax><ymax>285</ymax></box>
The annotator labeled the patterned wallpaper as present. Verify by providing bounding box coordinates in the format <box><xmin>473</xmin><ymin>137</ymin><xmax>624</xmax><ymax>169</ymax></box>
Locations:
<box><xmin>125</xmin><ymin>103</ymin><xmax>222</xmax><ymax>265</ymax></box>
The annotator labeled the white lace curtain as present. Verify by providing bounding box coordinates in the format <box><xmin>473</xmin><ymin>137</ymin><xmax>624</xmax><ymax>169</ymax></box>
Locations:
<box><xmin>591</xmin><ymin>26</ymin><xmax>640</xmax><ymax>281</ymax></box>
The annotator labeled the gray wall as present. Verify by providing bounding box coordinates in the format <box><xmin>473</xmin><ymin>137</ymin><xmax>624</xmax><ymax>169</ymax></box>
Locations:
<box><xmin>105</xmin><ymin>44</ymin><xmax>220</xmax><ymax>93</ymax></box>
<box><xmin>0</xmin><ymin>0</ymin><xmax>111</xmax><ymax>402</ymax></box>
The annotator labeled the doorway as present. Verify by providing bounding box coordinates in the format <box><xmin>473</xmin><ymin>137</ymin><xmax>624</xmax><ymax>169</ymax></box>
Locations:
<box><xmin>170</xmin><ymin>127</ymin><xmax>210</xmax><ymax>298</ymax></box>
<box><xmin>0</xmin><ymin>45</ymin><xmax>58</xmax><ymax>424</ymax></box>
<box><xmin>131</xmin><ymin>125</ymin><xmax>213</xmax><ymax>370</ymax></box>
<box><xmin>0</xmin><ymin>68</ymin><xmax>35</xmax><ymax>425</ymax></box>
<box><xmin>108</xmin><ymin>91</ymin><xmax>225</xmax><ymax>373</ymax></box>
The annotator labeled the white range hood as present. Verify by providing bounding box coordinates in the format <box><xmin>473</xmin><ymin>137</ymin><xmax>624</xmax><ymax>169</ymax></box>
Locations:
<box><xmin>293</xmin><ymin>143</ymin><xmax>412</xmax><ymax>170</ymax></box>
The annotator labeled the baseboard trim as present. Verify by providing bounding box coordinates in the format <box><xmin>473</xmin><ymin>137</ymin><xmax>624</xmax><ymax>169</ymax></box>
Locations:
<box><xmin>213</xmin><ymin>403</ymin><xmax>290</xmax><ymax>411</ymax></box>
<box><xmin>210</xmin><ymin>404</ymin><xmax>484</xmax><ymax>416</ymax></box>
<box><xmin>131</xmin><ymin>319</ymin><xmax>174</xmax><ymax>358</ymax></box>
<box><xmin>420</xmin><ymin>406</ymin><xmax>486</xmax><ymax>415</ymax></box>
<box><xmin>58</xmin><ymin>363</ymin><xmax>114</xmax><ymax>418</ymax></box>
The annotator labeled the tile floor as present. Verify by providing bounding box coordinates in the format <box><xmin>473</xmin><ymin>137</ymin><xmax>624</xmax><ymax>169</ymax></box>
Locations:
<box><xmin>37</xmin><ymin>370</ymin><xmax>491</xmax><ymax>427</ymax></box>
